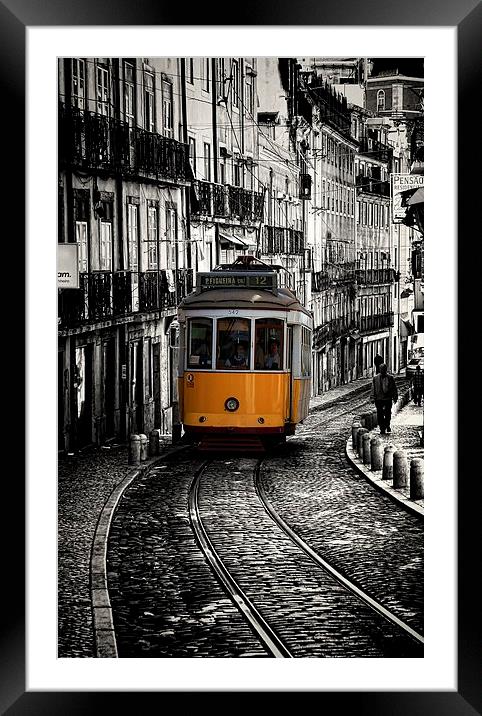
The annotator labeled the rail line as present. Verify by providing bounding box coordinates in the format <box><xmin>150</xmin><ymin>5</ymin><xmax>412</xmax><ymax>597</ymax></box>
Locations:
<box><xmin>254</xmin><ymin>460</ymin><xmax>423</xmax><ymax>646</ymax></box>
<box><xmin>188</xmin><ymin>462</ymin><xmax>293</xmax><ymax>658</ymax></box>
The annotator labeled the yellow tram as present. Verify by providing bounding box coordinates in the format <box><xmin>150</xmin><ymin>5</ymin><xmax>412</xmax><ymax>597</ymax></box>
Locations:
<box><xmin>177</xmin><ymin>258</ymin><xmax>313</xmax><ymax>448</ymax></box>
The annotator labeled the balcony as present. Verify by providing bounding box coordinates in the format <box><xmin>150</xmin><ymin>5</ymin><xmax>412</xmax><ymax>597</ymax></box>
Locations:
<box><xmin>311</xmin><ymin>262</ymin><xmax>356</xmax><ymax>292</ymax></box>
<box><xmin>191</xmin><ymin>180</ymin><xmax>264</xmax><ymax>223</ymax></box>
<box><xmin>313</xmin><ymin>315</ymin><xmax>357</xmax><ymax>348</ymax></box>
<box><xmin>358</xmin><ymin>136</ymin><xmax>393</xmax><ymax>164</ymax></box>
<box><xmin>58</xmin><ymin>268</ymin><xmax>194</xmax><ymax>330</ymax></box>
<box><xmin>355</xmin><ymin>267</ymin><xmax>396</xmax><ymax>285</ymax></box>
<box><xmin>59</xmin><ymin>104</ymin><xmax>190</xmax><ymax>182</ymax></box>
<box><xmin>261</xmin><ymin>226</ymin><xmax>304</xmax><ymax>255</ymax></box>
<box><xmin>355</xmin><ymin>174</ymin><xmax>390</xmax><ymax>197</ymax></box>
<box><xmin>360</xmin><ymin>311</ymin><xmax>394</xmax><ymax>334</ymax></box>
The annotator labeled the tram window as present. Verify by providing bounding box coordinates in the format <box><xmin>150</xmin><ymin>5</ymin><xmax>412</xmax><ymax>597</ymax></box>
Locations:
<box><xmin>301</xmin><ymin>327</ymin><xmax>311</xmax><ymax>377</ymax></box>
<box><xmin>217</xmin><ymin>318</ymin><xmax>250</xmax><ymax>369</ymax></box>
<box><xmin>187</xmin><ymin>318</ymin><xmax>213</xmax><ymax>368</ymax></box>
<box><xmin>255</xmin><ymin>318</ymin><xmax>283</xmax><ymax>370</ymax></box>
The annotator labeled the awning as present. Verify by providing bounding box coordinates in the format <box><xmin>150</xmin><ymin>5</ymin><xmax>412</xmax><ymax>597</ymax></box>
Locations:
<box><xmin>219</xmin><ymin>232</ymin><xmax>249</xmax><ymax>248</ymax></box>
<box><xmin>407</xmin><ymin>187</ymin><xmax>424</xmax><ymax>205</ymax></box>
<box><xmin>400</xmin><ymin>318</ymin><xmax>414</xmax><ymax>337</ymax></box>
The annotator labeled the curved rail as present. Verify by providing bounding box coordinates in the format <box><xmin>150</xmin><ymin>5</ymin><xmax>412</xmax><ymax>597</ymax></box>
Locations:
<box><xmin>188</xmin><ymin>462</ymin><xmax>293</xmax><ymax>658</ymax></box>
<box><xmin>254</xmin><ymin>462</ymin><xmax>424</xmax><ymax>647</ymax></box>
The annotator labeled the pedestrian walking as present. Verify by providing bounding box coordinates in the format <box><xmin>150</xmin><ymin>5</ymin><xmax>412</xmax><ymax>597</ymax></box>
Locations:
<box><xmin>374</xmin><ymin>353</ymin><xmax>384</xmax><ymax>374</ymax></box>
<box><xmin>370</xmin><ymin>363</ymin><xmax>398</xmax><ymax>434</ymax></box>
<box><xmin>411</xmin><ymin>365</ymin><xmax>424</xmax><ymax>406</ymax></box>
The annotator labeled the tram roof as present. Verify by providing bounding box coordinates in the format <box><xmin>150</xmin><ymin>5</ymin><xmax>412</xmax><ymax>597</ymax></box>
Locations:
<box><xmin>179</xmin><ymin>285</ymin><xmax>312</xmax><ymax>317</ymax></box>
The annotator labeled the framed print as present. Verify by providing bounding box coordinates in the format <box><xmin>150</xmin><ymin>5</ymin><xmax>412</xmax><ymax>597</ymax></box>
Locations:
<box><xmin>1</xmin><ymin>0</ymin><xmax>479</xmax><ymax>712</ymax></box>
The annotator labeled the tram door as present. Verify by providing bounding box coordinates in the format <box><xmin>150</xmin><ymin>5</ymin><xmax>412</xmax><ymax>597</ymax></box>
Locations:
<box><xmin>287</xmin><ymin>325</ymin><xmax>293</xmax><ymax>422</ymax></box>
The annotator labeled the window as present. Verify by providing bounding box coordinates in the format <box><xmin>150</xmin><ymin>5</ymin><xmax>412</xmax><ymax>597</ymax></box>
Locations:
<box><xmin>96</xmin><ymin>63</ymin><xmax>110</xmax><ymax>116</ymax></box>
<box><xmin>301</xmin><ymin>327</ymin><xmax>311</xmax><ymax>377</ymax></box>
<box><xmin>203</xmin><ymin>58</ymin><xmax>210</xmax><ymax>92</ymax></box>
<box><xmin>216</xmin><ymin>317</ymin><xmax>251</xmax><ymax>369</ymax></box>
<box><xmin>392</xmin><ymin>84</ymin><xmax>403</xmax><ymax>112</ymax></box>
<box><xmin>123</xmin><ymin>61</ymin><xmax>135</xmax><ymax>126</ymax></box>
<box><xmin>162</xmin><ymin>79</ymin><xmax>173</xmax><ymax>137</ymax></box>
<box><xmin>187</xmin><ymin>58</ymin><xmax>194</xmax><ymax>84</ymax></box>
<box><xmin>76</xmin><ymin>222</ymin><xmax>88</xmax><ymax>273</ymax></box>
<box><xmin>99</xmin><ymin>220</ymin><xmax>112</xmax><ymax>271</ymax></box>
<box><xmin>368</xmin><ymin>203</ymin><xmax>373</xmax><ymax>225</ymax></box>
<box><xmin>203</xmin><ymin>143</ymin><xmax>211</xmax><ymax>181</ymax></box>
<box><xmin>166</xmin><ymin>206</ymin><xmax>177</xmax><ymax>269</ymax></box>
<box><xmin>362</xmin><ymin>202</ymin><xmax>367</xmax><ymax>225</ymax></box>
<box><xmin>187</xmin><ymin>318</ymin><xmax>213</xmax><ymax>369</ymax></box>
<box><xmin>127</xmin><ymin>203</ymin><xmax>139</xmax><ymax>271</ymax></box>
<box><xmin>231</xmin><ymin>59</ymin><xmax>239</xmax><ymax>108</ymax></box>
<box><xmin>377</xmin><ymin>90</ymin><xmax>385</xmax><ymax>112</ymax></box>
<box><xmin>245</xmin><ymin>73</ymin><xmax>253</xmax><ymax>114</ymax></box>
<box><xmin>219</xmin><ymin>160</ymin><xmax>225</xmax><ymax>185</ymax></box>
<box><xmin>233</xmin><ymin>161</ymin><xmax>241</xmax><ymax>187</ymax></box>
<box><xmin>144</xmin><ymin>70</ymin><xmax>155</xmax><ymax>132</ymax></box>
<box><xmin>188</xmin><ymin>137</ymin><xmax>196</xmax><ymax>176</ymax></box>
<box><xmin>216</xmin><ymin>58</ymin><xmax>225</xmax><ymax>98</ymax></box>
<box><xmin>146</xmin><ymin>204</ymin><xmax>159</xmax><ymax>270</ymax></box>
<box><xmin>71</xmin><ymin>59</ymin><xmax>85</xmax><ymax>109</ymax></box>
<box><xmin>254</xmin><ymin>319</ymin><xmax>283</xmax><ymax>371</ymax></box>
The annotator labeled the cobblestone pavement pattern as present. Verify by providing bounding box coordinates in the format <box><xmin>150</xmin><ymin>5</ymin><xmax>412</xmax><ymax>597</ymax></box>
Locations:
<box><xmin>58</xmin><ymin>377</ymin><xmax>424</xmax><ymax>657</ymax></box>
<box><xmin>58</xmin><ymin>445</ymin><xmax>134</xmax><ymax>657</ymax></box>
<box><xmin>262</xmin><ymin>380</ymin><xmax>423</xmax><ymax>635</ymax></box>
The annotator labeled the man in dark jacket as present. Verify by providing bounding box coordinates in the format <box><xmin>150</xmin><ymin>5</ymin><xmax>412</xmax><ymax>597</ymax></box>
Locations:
<box><xmin>374</xmin><ymin>353</ymin><xmax>384</xmax><ymax>374</ymax></box>
<box><xmin>370</xmin><ymin>363</ymin><xmax>398</xmax><ymax>434</ymax></box>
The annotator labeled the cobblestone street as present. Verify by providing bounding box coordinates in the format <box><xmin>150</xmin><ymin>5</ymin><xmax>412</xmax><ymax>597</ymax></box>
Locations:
<box><xmin>58</xmin><ymin>379</ymin><xmax>424</xmax><ymax>658</ymax></box>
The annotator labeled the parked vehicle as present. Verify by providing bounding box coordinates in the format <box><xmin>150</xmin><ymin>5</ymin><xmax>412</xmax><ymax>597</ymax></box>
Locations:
<box><xmin>406</xmin><ymin>357</ymin><xmax>424</xmax><ymax>378</ymax></box>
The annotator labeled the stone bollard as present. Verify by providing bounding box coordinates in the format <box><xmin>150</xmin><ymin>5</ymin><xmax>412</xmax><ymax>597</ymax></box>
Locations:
<box><xmin>370</xmin><ymin>437</ymin><xmax>383</xmax><ymax>471</ymax></box>
<box><xmin>382</xmin><ymin>445</ymin><xmax>396</xmax><ymax>481</ymax></box>
<box><xmin>356</xmin><ymin>427</ymin><xmax>368</xmax><ymax>457</ymax></box>
<box><xmin>371</xmin><ymin>410</ymin><xmax>378</xmax><ymax>428</ymax></box>
<box><xmin>360</xmin><ymin>413</ymin><xmax>368</xmax><ymax>428</ymax></box>
<box><xmin>149</xmin><ymin>429</ymin><xmax>160</xmax><ymax>457</ymax></box>
<box><xmin>139</xmin><ymin>433</ymin><xmax>148</xmax><ymax>461</ymax></box>
<box><xmin>410</xmin><ymin>458</ymin><xmax>424</xmax><ymax>500</ymax></box>
<box><xmin>352</xmin><ymin>421</ymin><xmax>362</xmax><ymax>450</ymax></box>
<box><xmin>128</xmin><ymin>434</ymin><xmax>141</xmax><ymax>465</ymax></box>
<box><xmin>362</xmin><ymin>433</ymin><xmax>372</xmax><ymax>465</ymax></box>
<box><xmin>393</xmin><ymin>450</ymin><xmax>409</xmax><ymax>489</ymax></box>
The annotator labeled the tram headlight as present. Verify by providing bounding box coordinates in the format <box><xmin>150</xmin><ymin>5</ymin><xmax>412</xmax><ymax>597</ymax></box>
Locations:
<box><xmin>224</xmin><ymin>397</ymin><xmax>240</xmax><ymax>412</ymax></box>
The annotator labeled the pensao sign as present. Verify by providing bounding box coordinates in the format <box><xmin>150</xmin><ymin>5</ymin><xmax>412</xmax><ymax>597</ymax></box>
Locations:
<box><xmin>391</xmin><ymin>173</ymin><xmax>424</xmax><ymax>224</ymax></box>
<box><xmin>57</xmin><ymin>243</ymin><xmax>79</xmax><ymax>289</ymax></box>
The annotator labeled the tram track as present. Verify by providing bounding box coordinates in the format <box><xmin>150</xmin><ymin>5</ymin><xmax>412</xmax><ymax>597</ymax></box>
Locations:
<box><xmin>188</xmin><ymin>457</ymin><xmax>423</xmax><ymax>658</ymax></box>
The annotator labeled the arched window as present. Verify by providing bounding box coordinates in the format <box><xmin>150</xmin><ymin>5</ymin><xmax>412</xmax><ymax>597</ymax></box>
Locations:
<box><xmin>377</xmin><ymin>90</ymin><xmax>385</xmax><ymax>112</ymax></box>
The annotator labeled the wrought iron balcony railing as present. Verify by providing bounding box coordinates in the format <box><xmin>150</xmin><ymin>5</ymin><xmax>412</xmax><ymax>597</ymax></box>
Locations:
<box><xmin>355</xmin><ymin>174</ymin><xmax>391</xmax><ymax>197</ymax></box>
<box><xmin>355</xmin><ymin>268</ymin><xmax>396</xmax><ymax>285</ymax></box>
<box><xmin>311</xmin><ymin>262</ymin><xmax>356</xmax><ymax>292</ymax></box>
<box><xmin>358</xmin><ymin>136</ymin><xmax>393</xmax><ymax>164</ymax></box>
<box><xmin>261</xmin><ymin>226</ymin><xmax>304</xmax><ymax>255</ymax></box>
<box><xmin>313</xmin><ymin>315</ymin><xmax>358</xmax><ymax>348</ymax></box>
<box><xmin>59</xmin><ymin>103</ymin><xmax>190</xmax><ymax>182</ymax></box>
<box><xmin>360</xmin><ymin>311</ymin><xmax>394</xmax><ymax>333</ymax></box>
<box><xmin>58</xmin><ymin>268</ymin><xmax>194</xmax><ymax>329</ymax></box>
<box><xmin>191</xmin><ymin>180</ymin><xmax>264</xmax><ymax>223</ymax></box>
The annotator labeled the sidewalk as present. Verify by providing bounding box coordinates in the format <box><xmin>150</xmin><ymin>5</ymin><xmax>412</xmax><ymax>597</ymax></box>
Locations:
<box><xmin>309</xmin><ymin>377</ymin><xmax>373</xmax><ymax>411</ymax></box>
<box><xmin>345</xmin><ymin>393</ymin><xmax>424</xmax><ymax>517</ymax></box>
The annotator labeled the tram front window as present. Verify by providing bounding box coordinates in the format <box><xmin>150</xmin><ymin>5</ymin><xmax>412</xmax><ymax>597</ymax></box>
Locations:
<box><xmin>217</xmin><ymin>317</ymin><xmax>250</xmax><ymax>369</ymax></box>
<box><xmin>187</xmin><ymin>318</ymin><xmax>212</xmax><ymax>368</ymax></box>
<box><xmin>255</xmin><ymin>318</ymin><xmax>283</xmax><ymax>370</ymax></box>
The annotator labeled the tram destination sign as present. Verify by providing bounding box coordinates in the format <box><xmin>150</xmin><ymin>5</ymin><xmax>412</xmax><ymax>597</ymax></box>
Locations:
<box><xmin>198</xmin><ymin>272</ymin><xmax>278</xmax><ymax>292</ymax></box>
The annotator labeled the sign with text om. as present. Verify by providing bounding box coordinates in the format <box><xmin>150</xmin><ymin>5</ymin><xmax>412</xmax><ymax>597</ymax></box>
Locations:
<box><xmin>58</xmin><ymin>243</ymin><xmax>79</xmax><ymax>289</ymax></box>
<box><xmin>391</xmin><ymin>173</ymin><xmax>424</xmax><ymax>223</ymax></box>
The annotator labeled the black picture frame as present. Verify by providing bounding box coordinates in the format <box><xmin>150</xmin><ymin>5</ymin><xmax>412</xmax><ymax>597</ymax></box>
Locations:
<box><xmin>1</xmin><ymin>0</ymin><xmax>479</xmax><ymax>713</ymax></box>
